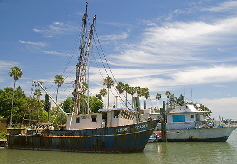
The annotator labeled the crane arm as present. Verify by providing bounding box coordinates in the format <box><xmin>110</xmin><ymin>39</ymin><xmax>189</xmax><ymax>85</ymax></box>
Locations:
<box><xmin>33</xmin><ymin>81</ymin><xmax>67</xmax><ymax>116</ymax></box>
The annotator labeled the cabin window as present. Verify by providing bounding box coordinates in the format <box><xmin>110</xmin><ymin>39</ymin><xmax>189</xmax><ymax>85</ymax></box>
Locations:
<box><xmin>76</xmin><ymin>117</ymin><xmax>80</xmax><ymax>123</ymax></box>
<box><xmin>114</xmin><ymin>110</ymin><xmax>120</xmax><ymax>118</ymax></box>
<box><xmin>191</xmin><ymin>115</ymin><xmax>194</xmax><ymax>118</ymax></box>
<box><xmin>172</xmin><ymin>115</ymin><xmax>185</xmax><ymax>122</ymax></box>
<box><xmin>91</xmin><ymin>115</ymin><xmax>97</xmax><ymax>122</ymax></box>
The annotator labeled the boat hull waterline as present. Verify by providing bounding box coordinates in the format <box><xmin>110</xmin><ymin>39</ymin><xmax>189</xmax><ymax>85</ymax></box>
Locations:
<box><xmin>156</xmin><ymin>127</ymin><xmax>236</xmax><ymax>142</ymax></box>
<box><xmin>7</xmin><ymin>120</ymin><xmax>158</xmax><ymax>153</ymax></box>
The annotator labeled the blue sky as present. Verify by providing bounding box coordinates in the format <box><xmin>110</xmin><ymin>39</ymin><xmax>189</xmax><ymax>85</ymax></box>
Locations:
<box><xmin>1</xmin><ymin>0</ymin><xmax>237</xmax><ymax>119</ymax></box>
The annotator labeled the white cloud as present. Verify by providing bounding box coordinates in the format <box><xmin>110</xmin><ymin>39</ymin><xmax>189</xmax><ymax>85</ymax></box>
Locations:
<box><xmin>100</xmin><ymin>32</ymin><xmax>128</xmax><ymax>41</ymax></box>
<box><xmin>142</xmin><ymin>17</ymin><xmax>237</xmax><ymax>49</ymax></box>
<box><xmin>33</xmin><ymin>21</ymin><xmax>77</xmax><ymax>37</ymax></box>
<box><xmin>19</xmin><ymin>40</ymin><xmax>47</xmax><ymax>47</ymax></box>
<box><xmin>200</xmin><ymin>97</ymin><xmax>237</xmax><ymax>119</ymax></box>
<box><xmin>168</xmin><ymin>65</ymin><xmax>237</xmax><ymax>86</ymax></box>
<box><xmin>43</xmin><ymin>51</ymin><xmax>69</xmax><ymax>56</ymax></box>
<box><xmin>0</xmin><ymin>61</ymin><xmax>19</xmax><ymax>72</ymax></box>
<box><xmin>203</xmin><ymin>1</ymin><xmax>237</xmax><ymax>12</ymax></box>
<box><xmin>214</xmin><ymin>85</ymin><xmax>227</xmax><ymax>88</ymax></box>
<box><xmin>86</xmin><ymin>65</ymin><xmax>237</xmax><ymax>95</ymax></box>
<box><xmin>106</xmin><ymin>15</ymin><xmax>237</xmax><ymax>68</ymax></box>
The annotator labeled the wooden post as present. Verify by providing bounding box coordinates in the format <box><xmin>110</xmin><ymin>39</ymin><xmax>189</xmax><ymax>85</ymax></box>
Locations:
<box><xmin>160</xmin><ymin>101</ymin><xmax>167</xmax><ymax>142</ymax></box>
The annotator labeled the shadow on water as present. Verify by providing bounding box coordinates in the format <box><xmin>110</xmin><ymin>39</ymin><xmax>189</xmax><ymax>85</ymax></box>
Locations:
<box><xmin>1</xmin><ymin>129</ymin><xmax>237</xmax><ymax>164</ymax></box>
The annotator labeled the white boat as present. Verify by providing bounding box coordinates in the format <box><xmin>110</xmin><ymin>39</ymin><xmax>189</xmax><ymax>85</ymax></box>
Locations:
<box><xmin>144</xmin><ymin>103</ymin><xmax>236</xmax><ymax>142</ymax></box>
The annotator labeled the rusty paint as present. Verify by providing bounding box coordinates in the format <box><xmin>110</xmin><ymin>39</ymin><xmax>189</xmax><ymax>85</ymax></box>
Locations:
<box><xmin>7</xmin><ymin>120</ymin><xmax>158</xmax><ymax>153</ymax></box>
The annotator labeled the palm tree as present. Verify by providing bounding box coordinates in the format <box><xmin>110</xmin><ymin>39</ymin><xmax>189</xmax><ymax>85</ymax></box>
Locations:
<box><xmin>115</xmin><ymin>82</ymin><xmax>124</xmax><ymax>107</ymax></box>
<box><xmin>33</xmin><ymin>89</ymin><xmax>42</xmax><ymax>101</ymax></box>
<box><xmin>136</xmin><ymin>86</ymin><xmax>142</xmax><ymax>97</ymax></box>
<box><xmin>155</xmin><ymin>93</ymin><xmax>162</xmax><ymax>112</ymax></box>
<box><xmin>128</xmin><ymin>86</ymin><xmax>137</xmax><ymax>108</ymax></box>
<box><xmin>142</xmin><ymin>88</ymin><xmax>150</xmax><ymax>109</ymax></box>
<box><xmin>99</xmin><ymin>88</ymin><xmax>107</xmax><ymax>107</ymax></box>
<box><xmin>156</xmin><ymin>93</ymin><xmax>162</xmax><ymax>100</ymax></box>
<box><xmin>123</xmin><ymin>83</ymin><xmax>130</xmax><ymax>107</ymax></box>
<box><xmin>165</xmin><ymin>91</ymin><xmax>172</xmax><ymax>98</ymax></box>
<box><xmin>54</xmin><ymin>75</ymin><xmax>64</xmax><ymax>103</ymax></box>
<box><xmin>99</xmin><ymin>88</ymin><xmax>107</xmax><ymax>97</ymax></box>
<box><xmin>116</xmin><ymin>82</ymin><xmax>124</xmax><ymax>94</ymax></box>
<box><xmin>33</xmin><ymin>88</ymin><xmax>42</xmax><ymax>120</ymax></box>
<box><xmin>102</xmin><ymin>76</ymin><xmax>114</xmax><ymax>107</ymax></box>
<box><xmin>8</xmin><ymin>66</ymin><xmax>23</xmax><ymax>126</ymax></box>
<box><xmin>165</xmin><ymin>91</ymin><xmax>175</xmax><ymax>108</ymax></box>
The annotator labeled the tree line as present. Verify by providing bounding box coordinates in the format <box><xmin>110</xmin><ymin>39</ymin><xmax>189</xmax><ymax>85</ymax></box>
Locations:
<box><xmin>0</xmin><ymin>66</ymin><xmax>103</xmax><ymax>127</ymax></box>
<box><xmin>1</xmin><ymin>66</ymin><xmax>209</xmax><ymax>127</ymax></box>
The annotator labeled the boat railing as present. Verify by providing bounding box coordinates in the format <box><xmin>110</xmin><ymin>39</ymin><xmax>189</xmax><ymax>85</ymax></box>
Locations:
<box><xmin>166</xmin><ymin>122</ymin><xmax>195</xmax><ymax>130</ymax></box>
<box><xmin>158</xmin><ymin>120</ymin><xmax>232</xmax><ymax>130</ymax></box>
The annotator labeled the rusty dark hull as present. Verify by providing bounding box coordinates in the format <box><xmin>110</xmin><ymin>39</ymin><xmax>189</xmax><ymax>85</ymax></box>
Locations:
<box><xmin>7</xmin><ymin>120</ymin><xmax>158</xmax><ymax>153</ymax></box>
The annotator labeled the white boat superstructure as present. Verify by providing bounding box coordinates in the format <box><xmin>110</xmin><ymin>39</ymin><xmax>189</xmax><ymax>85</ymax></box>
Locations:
<box><xmin>144</xmin><ymin>103</ymin><xmax>236</xmax><ymax>142</ymax></box>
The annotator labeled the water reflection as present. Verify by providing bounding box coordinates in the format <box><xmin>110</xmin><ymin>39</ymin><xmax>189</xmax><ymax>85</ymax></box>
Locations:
<box><xmin>1</xmin><ymin>129</ymin><xmax>237</xmax><ymax>164</ymax></box>
<box><xmin>144</xmin><ymin>140</ymin><xmax>237</xmax><ymax>164</ymax></box>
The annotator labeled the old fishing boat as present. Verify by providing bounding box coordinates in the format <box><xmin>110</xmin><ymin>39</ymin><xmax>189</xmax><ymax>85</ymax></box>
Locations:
<box><xmin>7</xmin><ymin>3</ymin><xmax>158</xmax><ymax>153</ymax></box>
<box><xmin>146</xmin><ymin>102</ymin><xmax>236</xmax><ymax>142</ymax></box>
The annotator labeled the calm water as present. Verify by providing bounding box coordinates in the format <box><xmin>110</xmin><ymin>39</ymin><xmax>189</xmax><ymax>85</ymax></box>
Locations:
<box><xmin>1</xmin><ymin>129</ymin><xmax>237</xmax><ymax>164</ymax></box>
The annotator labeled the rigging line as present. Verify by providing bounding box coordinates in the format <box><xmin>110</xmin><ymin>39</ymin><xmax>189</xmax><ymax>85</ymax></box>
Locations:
<box><xmin>62</xmin><ymin>29</ymin><xmax>81</xmax><ymax>76</ymax></box>
<box><xmin>92</xmin><ymin>39</ymin><xmax>106</xmax><ymax>80</ymax></box>
<box><xmin>92</xmin><ymin>35</ymin><xmax>126</xmax><ymax>104</ymax></box>
<box><xmin>59</xmin><ymin>84</ymin><xmax>74</xmax><ymax>101</ymax></box>
<box><xmin>93</xmin><ymin>31</ymin><xmax>133</xmax><ymax>108</ymax></box>
<box><xmin>93</xmin><ymin>33</ymin><xmax>110</xmax><ymax>79</ymax></box>
<box><xmin>94</xmin><ymin>29</ymin><xmax>128</xmax><ymax>101</ymax></box>
<box><xmin>94</xmin><ymin>29</ymin><xmax>118</xmax><ymax>84</ymax></box>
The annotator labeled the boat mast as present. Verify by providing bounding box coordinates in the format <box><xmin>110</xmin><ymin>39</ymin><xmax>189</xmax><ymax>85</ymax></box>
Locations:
<box><xmin>73</xmin><ymin>2</ymin><xmax>96</xmax><ymax>115</ymax></box>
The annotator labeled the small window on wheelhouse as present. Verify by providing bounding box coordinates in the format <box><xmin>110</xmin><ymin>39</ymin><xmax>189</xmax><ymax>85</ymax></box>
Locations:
<box><xmin>76</xmin><ymin>117</ymin><xmax>80</xmax><ymax>123</ymax></box>
<box><xmin>91</xmin><ymin>115</ymin><xmax>97</xmax><ymax>122</ymax></box>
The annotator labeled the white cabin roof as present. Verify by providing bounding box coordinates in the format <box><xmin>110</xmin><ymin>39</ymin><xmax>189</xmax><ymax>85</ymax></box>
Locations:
<box><xmin>98</xmin><ymin>108</ymin><xmax>136</xmax><ymax>112</ymax></box>
<box><xmin>168</xmin><ymin>104</ymin><xmax>211</xmax><ymax>114</ymax></box>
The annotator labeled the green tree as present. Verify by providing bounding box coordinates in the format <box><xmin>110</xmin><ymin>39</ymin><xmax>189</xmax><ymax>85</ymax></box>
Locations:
<box><xmin>62</xmin><ymin>97</ymin><xmax>74</xmax><ymax>113</ymax></box>
<box><xmin>123</xmin><ymin>83</ymin><xmax>130</xmax><ymax>107</ymax></box>
<box><xmin>142</xmin><ymin>88</ymin><xmax>150</xmax><ymax>109</ymax></box>
<box><xmin>116</xmin><ymin>82</ymin><xmax>124</xmax><ymax>94</ymax></box>
<box><xmin>95</xmin><ymin>94</ymin><xmax>102</xmax><ymax>100</ymax></box>
<box><xmin>176</xmin><ymin>94</ymin><xmax>185</xmax><ymax>106</ymax></box>
<box><xmin>33</xmin><ymin>89</ymin><xmax>42</xmax><ymax>101</ymax></box>
<box><xmin>165</xmin><ymin>91</ymin><xmax>172</xmax><ymax>98</ymax></box>
<box><xmin>0</xmin><ymin>87</ymin><xmax>28</xmax><ymax>125</ymax></box>
<box><xmin>8</xmin><ymin>66</ymin><xmax>23</xmax><ymax>126</ymax></box>
<box><xmin>136</xmin><ymin>86</ymin><xmax>142</xmax><ymax>97</ymax></box>
<box><xmin>128</xmin><ymin>86</ymin><xmax>137</xmax><ymax>108</ymax></box>
<box><xmin>99</xmin><ymin>88</ymin><xmax>107</xmax><ymax>107</ymax></box>
<box><xmin>81</xmin><ymin>82</ymin><xmax>88</xmax><ymax>94</ymax></box>
<box><xmin>156</xmin><ymin>93</ymin><xmax>162</xmax><ymax>100</ymax></box>
<box><xmin>44</xmin><ymin>94</ymin><xmax>51</xmax><ymax>121</ymax></box>
<box><xmin>89</xmin><ymin>96</ymin><xmax>103</xmax><ymax>113</ymax></box>
<box><xmin>155</xmin><ymin>93</ymin><xmax>162</xmax><ymax>112</ymax></box>
<box><xmin>102</xmin><ymin>76</ymin><xmax>114</xmax><ymax>107</ymax></box>
<box><xmin>24</xmin><ymin>96</ymin><xmax>38</xmax><ymax>125</ymax></box>
<box><xmin>34</xmin><ymin>89</ymin><xmax>42</xmax><ymax>120</ymax></box>
<box><xmin>54</xmin><ymin>75</ymin><xmax>64</xmax><ymax>103</ymax></box>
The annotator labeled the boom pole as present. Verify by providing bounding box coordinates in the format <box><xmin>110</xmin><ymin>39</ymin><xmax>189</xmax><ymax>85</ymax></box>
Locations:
<box><xmin>33</xmin><ymin>81</ymin><xmax>67</xmax><ymax>115</ymax></box>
